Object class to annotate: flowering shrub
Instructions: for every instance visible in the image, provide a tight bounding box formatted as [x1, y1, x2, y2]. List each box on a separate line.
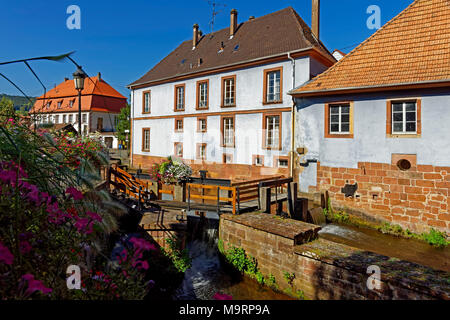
[49, 131, 108, 170]
[150, 156, 192, 185]
[0, 117, 154, 300]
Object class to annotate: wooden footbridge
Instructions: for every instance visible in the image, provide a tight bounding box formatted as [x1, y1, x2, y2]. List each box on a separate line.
[106, 164, 304, 217]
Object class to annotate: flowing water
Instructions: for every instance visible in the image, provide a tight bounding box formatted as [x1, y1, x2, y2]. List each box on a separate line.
[319, 223, 450, 272]
[173, 213, 293, 300]
[172, 209, 449, 300]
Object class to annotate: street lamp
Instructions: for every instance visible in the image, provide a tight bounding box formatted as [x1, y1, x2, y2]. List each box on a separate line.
[73, 66, 86, 134]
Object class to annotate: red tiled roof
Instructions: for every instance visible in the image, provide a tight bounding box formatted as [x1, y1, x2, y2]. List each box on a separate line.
[129, 7, 336, 88]
[31, 76, 127, 114]
[291, 0, 450, 96]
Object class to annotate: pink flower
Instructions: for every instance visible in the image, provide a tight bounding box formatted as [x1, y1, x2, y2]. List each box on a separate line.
[0, 242, 14, 265]
[66, 187, 83, 200]
[21, 274, 52, 296]
[129, 237, 157, 252]
[19, 241, 32, 254]
[86, 211, 102, 222]
[213, 292, 233, 300]
[74, 218, 94, 234]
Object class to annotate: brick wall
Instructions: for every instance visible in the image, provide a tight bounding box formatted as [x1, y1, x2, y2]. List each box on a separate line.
[219, 213, 449, 300]
[310, 160, 450, 234]
[132, 154, 289, 181]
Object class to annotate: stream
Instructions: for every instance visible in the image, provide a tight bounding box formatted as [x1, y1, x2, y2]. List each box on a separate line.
[173, 213, 293, 300]
[171, 209, 449, 300]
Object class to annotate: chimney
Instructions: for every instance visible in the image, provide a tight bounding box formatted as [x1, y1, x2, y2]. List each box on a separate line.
[312, 0, 320, 39]
[193, 24, 199, 49]
[230, 9, 238, 38]
[97, 72, 101, 80]
[249, 16, 255, 21]
[64, 77, 69, 82]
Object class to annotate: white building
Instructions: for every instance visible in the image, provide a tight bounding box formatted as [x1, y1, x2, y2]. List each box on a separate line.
[31, 73, 128, 149]
[128, 6, 335, 180]
[289, 0, 450, 233]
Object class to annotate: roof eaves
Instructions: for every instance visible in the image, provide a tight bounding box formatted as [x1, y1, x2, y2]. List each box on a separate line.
[127, 47, 317, 89]
[289, 79, 450, 97]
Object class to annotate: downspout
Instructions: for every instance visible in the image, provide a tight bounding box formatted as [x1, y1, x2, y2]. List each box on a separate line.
[288, 52, 295, 178]
[130, 90, 134, 168]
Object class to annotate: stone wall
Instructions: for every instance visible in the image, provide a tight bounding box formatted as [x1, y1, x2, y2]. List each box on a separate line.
[219, 213, 450, 300]
[310, 160, 450, 234]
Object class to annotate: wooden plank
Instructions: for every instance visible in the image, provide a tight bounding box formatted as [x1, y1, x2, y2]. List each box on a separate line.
[231, 176, 283, 187]
[159, 189, 174, 195]
[187, 183, 235, 191]
[259, 178, 293, 188]
[239, 195, 259, 202]
[190, 194, 232, 202]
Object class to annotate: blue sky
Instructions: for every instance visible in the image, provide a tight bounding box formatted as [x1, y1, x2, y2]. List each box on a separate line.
[0, 0, 414, 99]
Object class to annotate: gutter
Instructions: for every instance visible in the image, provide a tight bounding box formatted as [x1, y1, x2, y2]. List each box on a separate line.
[288, 79, 450, 97]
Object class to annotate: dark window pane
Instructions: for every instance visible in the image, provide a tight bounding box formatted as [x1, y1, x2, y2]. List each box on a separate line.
[330, 115, 340, 123]
[341, 114, 350, 123]
[341, 123, 350, 132]
[330, 106, 339, 114]
[341, 106, 350, 114]
[406, 112, 416, 121]
[393, 112, 403, 121]
[406, 122, 416, 132]
[330, 124, 339, 132]
[405, 103, 416, 111]
[392, 103, 403, 112]
[393, 123, 403, 132]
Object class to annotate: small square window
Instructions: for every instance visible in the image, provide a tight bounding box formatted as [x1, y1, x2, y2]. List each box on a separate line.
[175, 119, 183, 132]
[391, 101, 418, 134]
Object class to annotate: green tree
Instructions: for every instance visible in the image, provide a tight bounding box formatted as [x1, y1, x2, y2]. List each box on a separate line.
[116, 103, 130, 148]
[0, 96, 15, 120]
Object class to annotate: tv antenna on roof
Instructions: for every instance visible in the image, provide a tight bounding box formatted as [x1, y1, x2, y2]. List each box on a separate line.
[205, 0, 226, 35]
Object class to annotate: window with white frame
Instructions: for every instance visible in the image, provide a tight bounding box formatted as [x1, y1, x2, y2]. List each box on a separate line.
[142, 128, 150, 152]
[197, 144, 207, 160]
[82, 113, 87, 124]
[222, 117, 234, 147]
[54, 115, 59, 124]
[266, 70, 281, 103]
[143, 91, 151, 113]
[198, 118, 207, 132]
[198, 81, 208, 109]
[392, 101, 417, 134]
[175, 86, 185, 110]
[265, 115, 280, 148]
[68, 114, 73, 123]
[63, 115, 67, 123]
[329, 104, 351, 134]
[175, 143, 183, 157]
[223, 77, 235, 107]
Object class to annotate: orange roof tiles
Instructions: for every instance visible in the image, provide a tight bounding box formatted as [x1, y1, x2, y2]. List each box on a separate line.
[31, 76, 127, 114]
[291, 0, 450, 96]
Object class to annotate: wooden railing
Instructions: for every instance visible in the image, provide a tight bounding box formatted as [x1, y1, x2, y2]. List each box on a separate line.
[108, 164, 155, 205]
[186, 183, 237, 214]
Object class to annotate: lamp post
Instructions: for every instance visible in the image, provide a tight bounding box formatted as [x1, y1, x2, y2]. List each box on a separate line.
[73, 66, 86, 135]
